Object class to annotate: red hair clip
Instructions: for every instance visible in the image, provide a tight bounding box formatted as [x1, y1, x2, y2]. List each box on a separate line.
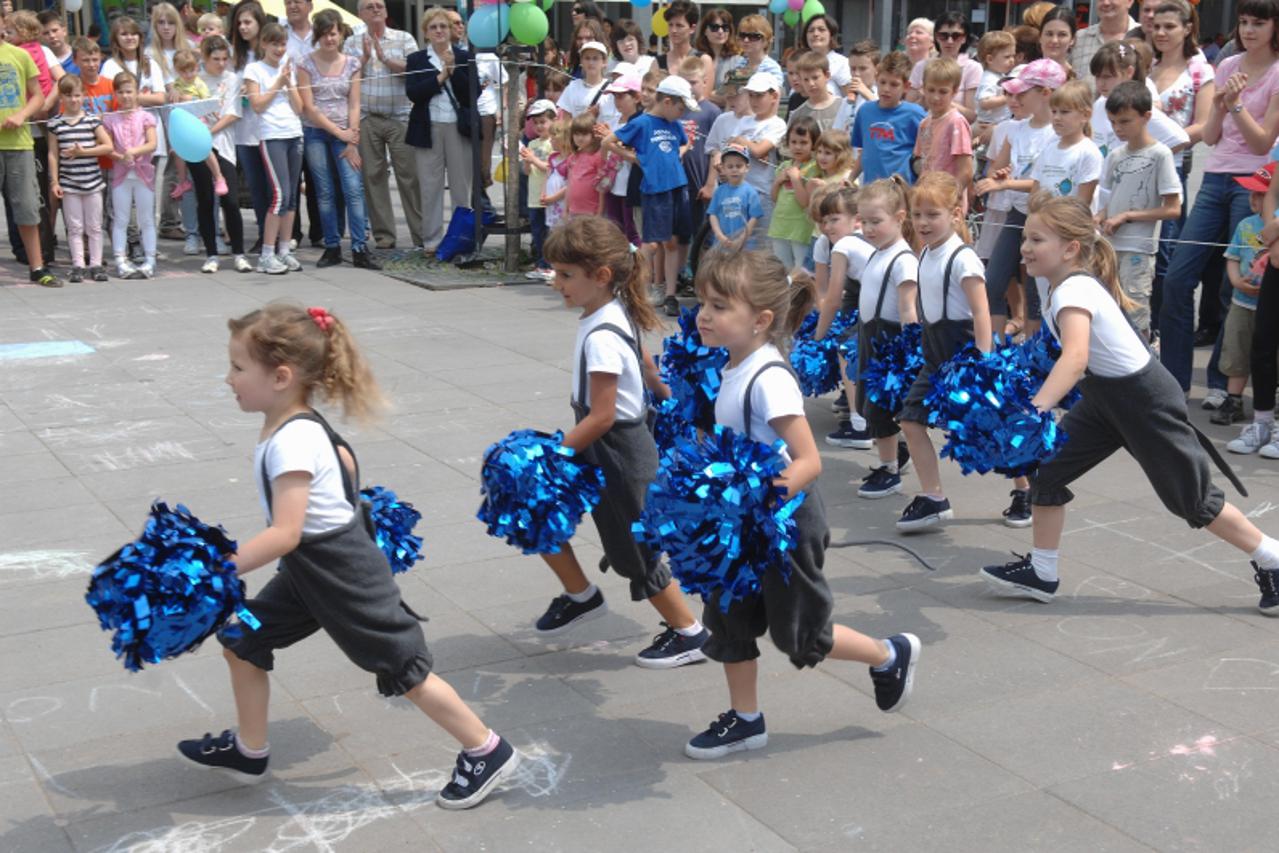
[307, 306, 334, 333]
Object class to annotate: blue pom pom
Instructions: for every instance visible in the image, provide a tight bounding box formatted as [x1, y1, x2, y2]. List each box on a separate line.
[838, 310, 859, 374]
[651, 396, 697, 454]
[789, 310, 857, 397]
[660, 305, 728, 428]
[85, 501, 252, 672]
[477, 429, 605, 555]
[1003, 327, 1082, 410]
[863, 323, 925, 413]
[360, 486, 424, 575]
[633, 425, 805, 612]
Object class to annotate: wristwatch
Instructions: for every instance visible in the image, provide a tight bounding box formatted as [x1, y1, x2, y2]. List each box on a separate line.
[1232, 103, 1245, 114]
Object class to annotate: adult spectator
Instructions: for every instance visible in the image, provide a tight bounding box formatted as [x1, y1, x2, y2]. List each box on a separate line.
[405, 7, 473, 254]
[903, 17, 934, 68]
[345, 0, 421, 249]
[721, 14, 783, 89]
[1039, 7, 1078, 77]
[908, 12, 981, 120]
[1070, 0, 1140, 86]
[612, 19, 655, 76]
[799, 14, 851, 98]
[1129, 0, 1161, 42]
[696, 7, 740, 90]
[1021, 1, 1058, 32]
[446, 9, 464, 47]
[567, 18, 607, 77]
[657, 0, 713, 81]
[571, 1, 604, 28]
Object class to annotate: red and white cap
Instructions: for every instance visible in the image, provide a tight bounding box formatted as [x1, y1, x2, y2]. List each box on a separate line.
[1236, 162, 1276, 192]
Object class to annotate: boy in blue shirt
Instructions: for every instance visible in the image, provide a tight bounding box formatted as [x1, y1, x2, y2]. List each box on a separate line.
[849, 51, 925, 185]
[605, 75, 697, 317]
[706, 143, 762, 250]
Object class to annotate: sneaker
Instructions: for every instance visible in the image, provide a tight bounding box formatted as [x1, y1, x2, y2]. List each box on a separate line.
[635, 623, 709, 669]
[857, 465, 902, 499]
[436, 736, 519, 810]
[213, 176, 229, 196]
[1261, 439, 1279, 460]
[980, 553, 1058, 603]
[176, 729, 268, 783]
[826, 420, 873, 449]
[281, 254, 303, 272]
[1255, 563, 1279, 616]
[896, 495, 953, 532]
[316, 246, 343, 268]
[832, 392, 850, 414]
[257, 255, 288, 275]
[534, 589, 607, 634]
[1228, 422, 1271, 454]
[234, 255, 253, 273]
[68, 266, 84, 283]
[869, 633, 921, 712]
[352, 249, 382, 270]
[183, 234, 202, 255]
[1002, 489, 1033, 528]
[288, 238, 298, 252]
[684, 710, 767, 760]
[201, 257, 219, 274]
[116, 258, 138, 279]
[138, 262, 155, 279]
[169, 179, 193, 200]
[1202, 388, 1228, 410]
[91, 266, 109, 282]
[663, 295, 680, 317]
[1210, 396, 1247, 425]
[525, 269, 548, 280]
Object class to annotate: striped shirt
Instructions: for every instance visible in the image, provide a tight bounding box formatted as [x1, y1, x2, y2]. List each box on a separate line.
[47, 115, 105, 193]
[343, 27, 416, 119]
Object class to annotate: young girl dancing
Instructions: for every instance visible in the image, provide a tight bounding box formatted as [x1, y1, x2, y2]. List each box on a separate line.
[538, 215, 710, 668]
[179, 303, 519, 809]
[103, 72, 158, 279]
[685, 249, 920, 759]
[47, 75, 113, 282]
[981, 195, 1279, 613]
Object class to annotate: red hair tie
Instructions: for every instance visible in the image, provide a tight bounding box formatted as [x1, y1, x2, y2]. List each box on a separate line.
[307, 306, 334, 333]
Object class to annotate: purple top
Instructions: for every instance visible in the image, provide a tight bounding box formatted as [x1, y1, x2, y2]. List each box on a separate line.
[298, 51, 359, 130]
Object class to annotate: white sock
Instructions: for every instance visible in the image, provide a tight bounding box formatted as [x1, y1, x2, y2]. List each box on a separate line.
[235, 734, 269, 758]
[1251, 535, 1279, 570]
[260, 245, 275, 259]
[277, 241, 290, 257]
[871, 638, 897, 671]
[1031, 548, 1059, 582]
[566, 583, 598, 603]
[882, 460, 898, 474]
[850, 413, 867, 431]
[674, 620, 704, 637]
[735, 709, 761, 722]
[1257, 412, 1275, 426]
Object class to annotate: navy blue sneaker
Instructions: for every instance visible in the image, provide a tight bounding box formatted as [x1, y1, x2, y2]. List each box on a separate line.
[869, 633, 921, 712]
[858, 465, 902, 499]
[684, 710, 767, 760]
[1002, 489, 1033, 528]
[635, 622, 709, 669]
[896, 495, 953, 532]
[826, 420, 873, 449]
[535, 589, 607, 634]
[437, 736, 520, 810]
[1254, 563, 1279, 616]
[980, 553, 1058, 602]
[176, 729, 268, 783]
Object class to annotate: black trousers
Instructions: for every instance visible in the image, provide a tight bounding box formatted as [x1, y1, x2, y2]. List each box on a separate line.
[190, 153, 245, 257]
[1251, 261, 1279, 413]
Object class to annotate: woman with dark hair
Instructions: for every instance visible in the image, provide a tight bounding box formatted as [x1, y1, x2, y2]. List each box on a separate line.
[908, 11, 981, 120]
[570, 0, 604, 26]
[800, 13, 851, 98]
[612, 18, 655, 76]
[1039, 7, 1078, 76]
[566, 17, 607, 78]
[696, 7, 741, 90]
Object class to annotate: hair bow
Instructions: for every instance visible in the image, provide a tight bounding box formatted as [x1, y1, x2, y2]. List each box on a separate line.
[307, 306, 334, 333]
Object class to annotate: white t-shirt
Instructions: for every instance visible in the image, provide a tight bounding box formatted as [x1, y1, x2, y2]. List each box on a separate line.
[705, 110, 744, 155]
[1046, 273, 1150, 378]
[812, 233, 831, 266]
[1100, 140, 1182, 255]
[558, 77, 607, 118]
[976, 69, 1011, 125]
[831, 89, 874, 133]
[823, 51, 852, 98]
[196, 69, 243, 164]
[732, 114, 787, 195]
[1030, 137, 1103, 200]
[254, 419, 356, 535]
[1090, 97, 1189, 162]
[571, 299, 646, 420]
[101, 56, 169, 157]
[856, 239, 918, 324]
[832, 233, 874, 282]
[1007, 119, 1057, 214]
[715, 343, 805, 461]
[231, 69, 260, 146]
[918, 234, 985, 323]
[475, 52, 507, 118]
[243, 59, 302, 139]
[985, 119, 1018, 212]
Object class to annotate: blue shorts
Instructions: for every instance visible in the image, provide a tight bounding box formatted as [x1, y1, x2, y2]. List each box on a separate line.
[641, 187, 691, 245]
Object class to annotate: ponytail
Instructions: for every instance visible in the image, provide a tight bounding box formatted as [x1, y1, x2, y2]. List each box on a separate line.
[889, 173, 916, 250]
[1091, 238, 1134, 313]
[784, 269, 817, 336]
[1028, 193, 1135, 314]
[320, 315, 385, 425]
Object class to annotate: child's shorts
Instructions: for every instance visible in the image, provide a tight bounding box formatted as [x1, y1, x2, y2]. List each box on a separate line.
[1219, 301, 1273, 378]
[1116, 251, 1156, 334]
[0, 150, 40, 226]
[641, 186, 692, 244]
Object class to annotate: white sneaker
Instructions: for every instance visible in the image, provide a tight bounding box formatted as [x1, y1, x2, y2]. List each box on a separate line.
[1261, 438, 1279, 459]
[234, 255, 252, 273]
[281, 254, 303, 272]
[288, 238, 298, 251]
[257, 255, 288, 275]
[139, 261, 155, 279]
[1202, 388, 1228, 410]
[201, 257, 219, 274]
[1228, 421, 1271, 454]
[116, 258, 138, 278]
[183, 234, 202, 255]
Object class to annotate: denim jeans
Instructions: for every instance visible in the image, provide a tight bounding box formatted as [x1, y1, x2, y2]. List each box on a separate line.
[1157, 172, 1254, 392]
[303, 126, 368, 252]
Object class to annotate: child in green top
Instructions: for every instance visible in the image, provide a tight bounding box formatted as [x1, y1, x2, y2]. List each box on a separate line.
[768, 116, 819, 270]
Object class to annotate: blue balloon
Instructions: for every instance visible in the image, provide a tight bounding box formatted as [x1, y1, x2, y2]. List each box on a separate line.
[467, 4, 510, 49]
[632, 0, 653, 8]
[768, 0, 788, 13]
[169, 108, 213, 163]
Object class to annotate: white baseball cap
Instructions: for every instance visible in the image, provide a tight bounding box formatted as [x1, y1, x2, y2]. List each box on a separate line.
[655, 75, 699, 110]
[579, 40, 609, 58]
[527, 99, 557, 118]
[743, 71, 781, 93]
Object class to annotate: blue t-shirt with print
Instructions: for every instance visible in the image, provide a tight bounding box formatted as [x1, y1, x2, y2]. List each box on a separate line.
[1226, 213, 1266, 309]
[850, 100, 926, 184]
[613, 112, 688, 195]
[707, 180, 763, 241]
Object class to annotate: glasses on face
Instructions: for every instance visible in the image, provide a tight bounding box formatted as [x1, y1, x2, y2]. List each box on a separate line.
[572, 7, 585, 13]
[740, 31, 764, 41]
[937, 31, 965, 41]
[706, 22, 729, 32]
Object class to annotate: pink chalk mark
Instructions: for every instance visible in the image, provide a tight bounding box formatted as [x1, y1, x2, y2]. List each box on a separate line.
[1170, 735, 1219, 757]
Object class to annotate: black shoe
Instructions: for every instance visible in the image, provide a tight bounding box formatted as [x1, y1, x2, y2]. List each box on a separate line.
[29, 267, 62, 288]
[1002, 489, 1033, 528]
[534, 589, 607, 634]
[128, 242, 145, 264]
[980, 552, 1058, 602]
[663, 295, 680, 317]
[1193, 327, 1219, 348]
[635, 622, 709, 669]
[352, 249, 383, 270]
[437, 736, 519, 810]
[896, 495, 953, 532]
[897, 439, 911, 475]
[315, 246, 343, 268]
[684, 710, 767, 760]
[1210, 396, 1247, 425]
[857, 465, 902, 499]
[68, 266, 84, 283]
[832, 393, 850, 414]
[91, 266, 109, 282]
[1255, 563, 1279, 616]
[869, 633, 921, 712]
[826, 420, 873, 449]
[176, 729, 268, 783]
[310, 237, 325, 248]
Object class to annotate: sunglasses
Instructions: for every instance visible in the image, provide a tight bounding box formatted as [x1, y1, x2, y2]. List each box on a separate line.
[740, 31, 764, 41]
[572, 6, 585, 13]
[706, 22, 729, 32]
[937, 31, 966, 41]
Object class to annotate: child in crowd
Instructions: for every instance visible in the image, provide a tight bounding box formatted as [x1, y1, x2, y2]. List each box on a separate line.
[47, 74, 112, 282]
[1096, 81, 1182, 342]
[601, 75, 642, 247]
[197, 12, 225, 39]
[913, 58, 974, 203]
[193, 34, 250, 274]
[638, 66, 669, 289]
[1089, 41, 1189, 162]
[565, 112, 610, 217]
[542, 70, 569, 105]
[783, 48, 804, 115]
[678, 56, 720, 280]
[788, 51, 840, 131]
[729, 72, 787, 236]
[686, 248, 920, 760]
[832, 40, 879, 133]
[72, 37, 113, 115]
[558, 39, 610, 119]
[519, 99, 558, 280]
[540, 119, 570, 229]
[707, 142, 762, 249]
[38, 10, 75, 74]
[1218, 165, 1274, 432]
[768, 116, 819, 269]
[1030, 80, 1103, 206]
[810, 129, 854, 190]
[10, 10, 62, 262]
[850, 52, 925, 186]
[701, 82, 749, 203]
[974, 30, 1016, 148]
[169, 48, 229, 201]
[103, 71, 158, 279]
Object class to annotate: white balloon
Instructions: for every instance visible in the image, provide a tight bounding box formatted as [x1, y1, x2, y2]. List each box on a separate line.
[64, 0, 83, 12]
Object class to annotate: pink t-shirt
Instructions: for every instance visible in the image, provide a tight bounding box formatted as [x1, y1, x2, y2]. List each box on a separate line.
[103, 109, 158, 188]
[1207, 54, 1279, 175]
[565, 149, 607, 217]
[914, 108, 972, 198]
[910, 54, 982, 97]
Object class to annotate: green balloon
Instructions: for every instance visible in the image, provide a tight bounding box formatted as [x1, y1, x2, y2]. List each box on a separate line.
[511, 2, 548, 45]
[541, 0, 554, 11]
[800, 0, 824, 23]
[783, 8, 799, 26]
